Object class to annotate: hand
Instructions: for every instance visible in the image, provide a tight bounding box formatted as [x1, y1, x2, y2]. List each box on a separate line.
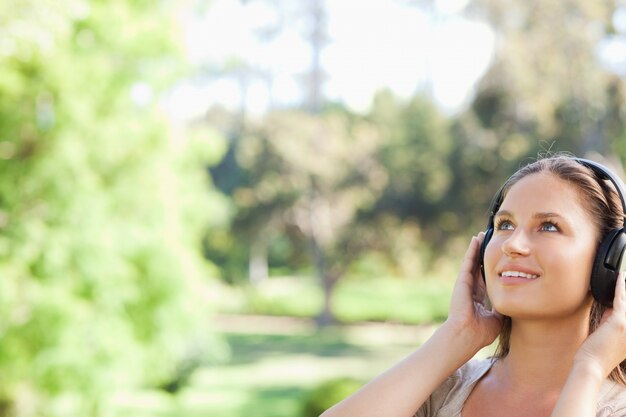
[573, 271, 626, 379]
[445, 232, 504, 349]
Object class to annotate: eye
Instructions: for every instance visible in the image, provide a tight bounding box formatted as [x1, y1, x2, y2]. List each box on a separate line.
[539, 221, 559, 232]
[495, 218, 514, 231]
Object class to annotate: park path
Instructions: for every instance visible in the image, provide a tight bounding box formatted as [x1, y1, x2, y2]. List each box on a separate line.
[211, 313, 440, 343]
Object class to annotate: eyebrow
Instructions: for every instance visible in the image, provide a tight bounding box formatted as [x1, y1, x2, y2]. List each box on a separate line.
[495, 210, 566, 221]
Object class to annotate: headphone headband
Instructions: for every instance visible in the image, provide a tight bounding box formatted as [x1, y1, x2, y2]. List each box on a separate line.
[576, 158, 626, 223]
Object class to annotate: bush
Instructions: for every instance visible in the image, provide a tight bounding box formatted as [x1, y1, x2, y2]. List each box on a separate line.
[300, 378, 363, 417]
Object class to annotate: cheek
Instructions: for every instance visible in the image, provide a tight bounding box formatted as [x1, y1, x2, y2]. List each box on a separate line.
[548, 242, 595, 286]
[532, 240, 596, 309]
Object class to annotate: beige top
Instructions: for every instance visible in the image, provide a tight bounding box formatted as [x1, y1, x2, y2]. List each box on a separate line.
[414, 359, 626, 417]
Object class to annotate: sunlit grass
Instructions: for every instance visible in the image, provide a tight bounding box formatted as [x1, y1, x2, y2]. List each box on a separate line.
[334, 277, 453, 324]
[181, 330, 418, 417]
[126, 275, 457, 417]
[211, 274, 454, 324]
[111, 324, 431, 417]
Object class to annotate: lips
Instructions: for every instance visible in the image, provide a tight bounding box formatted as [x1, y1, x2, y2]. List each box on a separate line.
[496, 264, 542, 282]
[500, 270, 539, 279]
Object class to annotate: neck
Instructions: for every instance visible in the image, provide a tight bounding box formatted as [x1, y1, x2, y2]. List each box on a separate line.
[495, 311, 591, 391]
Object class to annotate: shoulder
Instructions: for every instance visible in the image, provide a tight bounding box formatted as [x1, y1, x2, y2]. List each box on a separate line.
[442, 358, 493, 404]
[597, 380, 626, 417]
[455, 358, 493, 383]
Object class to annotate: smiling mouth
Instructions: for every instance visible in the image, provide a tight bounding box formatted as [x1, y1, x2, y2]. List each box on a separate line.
[499, 271, 540, 280]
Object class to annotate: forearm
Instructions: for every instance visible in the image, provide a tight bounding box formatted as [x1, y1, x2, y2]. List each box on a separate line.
[551, 361, 605, 417]
[321, 321, 484, 417]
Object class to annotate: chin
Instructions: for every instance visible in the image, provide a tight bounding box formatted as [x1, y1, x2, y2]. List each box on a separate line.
[492, 297, 593, 321]
[488, 293, 545, 318]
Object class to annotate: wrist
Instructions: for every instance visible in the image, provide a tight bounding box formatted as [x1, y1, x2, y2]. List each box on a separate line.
[439, 320, 488, 354]
[415, 322, 484, 381]
[552, 358, 605, 416]
[570, 357, 607, 385]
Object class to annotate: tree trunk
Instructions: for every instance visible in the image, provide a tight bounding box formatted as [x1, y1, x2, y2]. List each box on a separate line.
[317, 270, 337, 327]
[249, 238, 268, 286]
[309, 235, 336, 326]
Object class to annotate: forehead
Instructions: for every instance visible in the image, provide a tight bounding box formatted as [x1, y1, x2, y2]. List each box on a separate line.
[500, 172, 592, 221]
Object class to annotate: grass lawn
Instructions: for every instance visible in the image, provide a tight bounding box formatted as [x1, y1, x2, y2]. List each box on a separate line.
[112, 318, 439, 417]
[213, 275, 455, 324]
[188, 321, 438, 417]
[112, 275, 459, 416]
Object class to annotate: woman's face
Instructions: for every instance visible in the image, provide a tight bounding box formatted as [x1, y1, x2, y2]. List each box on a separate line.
[484, 171, 599, 320]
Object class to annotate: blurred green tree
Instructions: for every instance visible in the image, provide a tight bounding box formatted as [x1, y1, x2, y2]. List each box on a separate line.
[0, 0, 226, 415]
[368, 91, 455, 248]
[234, 110, 388, 324]
[204, 96, 457, 319]
[469, 0, 626, 157]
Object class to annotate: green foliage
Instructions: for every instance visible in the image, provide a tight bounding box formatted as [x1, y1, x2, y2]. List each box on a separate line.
[371, 91, 453, 208]
[206, 108, 392, 322]
[472, 0, 625, 156]
[300, 378, 363, 417]
[0, 0, 227, 415]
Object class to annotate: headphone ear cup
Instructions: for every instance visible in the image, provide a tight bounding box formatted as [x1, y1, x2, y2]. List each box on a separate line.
[480, 227, 494, 282]
[591, 228, 626, 307]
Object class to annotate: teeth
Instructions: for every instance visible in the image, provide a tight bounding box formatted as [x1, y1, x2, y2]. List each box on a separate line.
[501, 271, 539, 279]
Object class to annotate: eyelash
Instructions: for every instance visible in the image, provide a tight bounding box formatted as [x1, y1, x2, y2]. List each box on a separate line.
[494, 218, 560, 232]
[494, 218, 513, 231]
[540, 221, 560, 232]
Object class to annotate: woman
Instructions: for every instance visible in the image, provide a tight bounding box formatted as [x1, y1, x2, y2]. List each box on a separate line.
[321, 155, 626, 417]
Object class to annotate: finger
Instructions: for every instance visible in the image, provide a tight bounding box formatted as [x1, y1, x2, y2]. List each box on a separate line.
[459, 235, 480, 276]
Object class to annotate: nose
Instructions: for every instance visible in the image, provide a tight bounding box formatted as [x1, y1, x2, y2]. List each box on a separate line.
[501, 229, 531, 257]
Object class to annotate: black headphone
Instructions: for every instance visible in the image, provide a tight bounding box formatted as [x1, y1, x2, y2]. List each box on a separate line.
[479, 158, 626, 307]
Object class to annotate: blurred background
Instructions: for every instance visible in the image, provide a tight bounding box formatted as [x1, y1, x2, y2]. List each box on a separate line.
[2, 0, 626, 416]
